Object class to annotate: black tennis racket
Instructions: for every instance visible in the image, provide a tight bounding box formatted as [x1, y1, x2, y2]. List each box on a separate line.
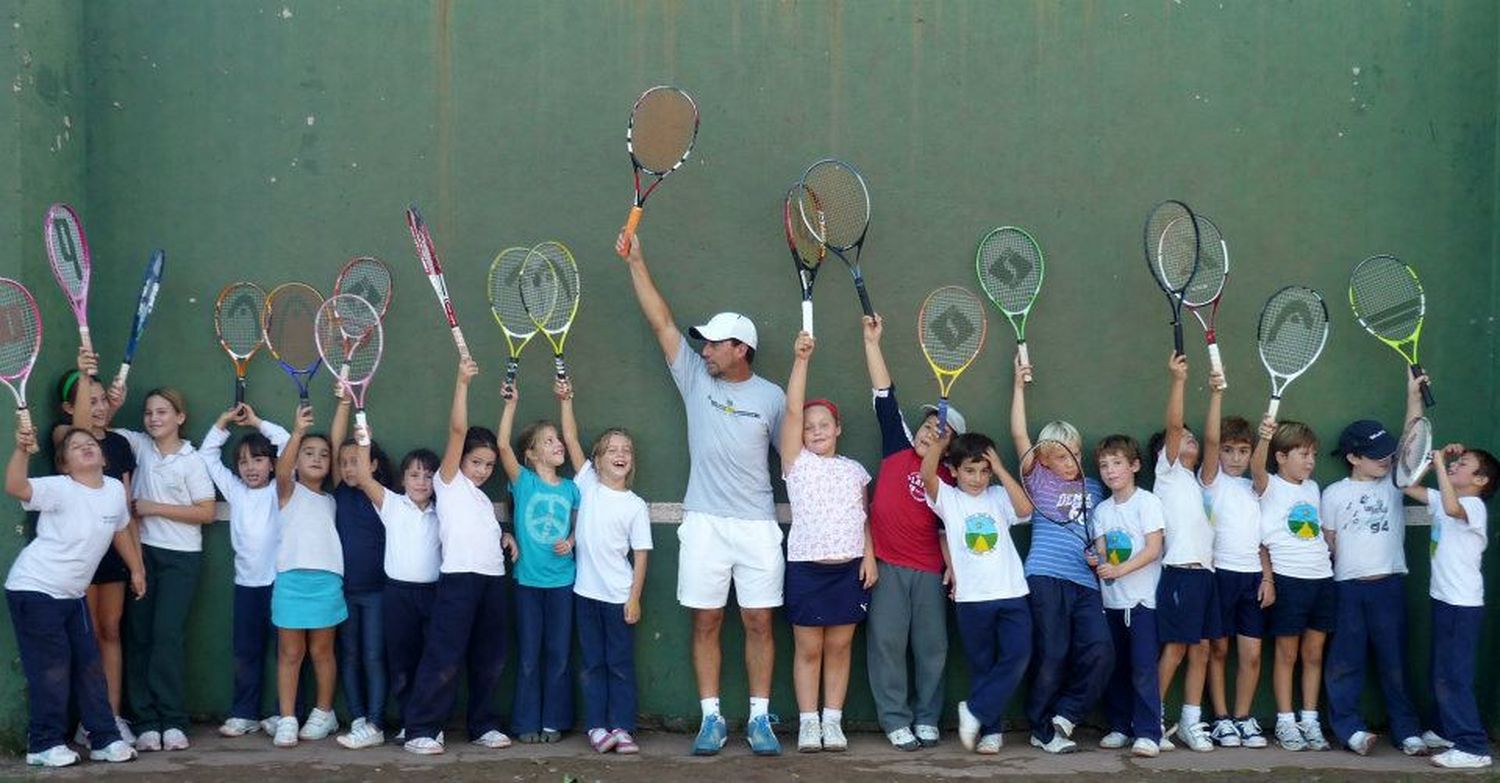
[799, 158, 873, 317]
[784, 183, 825, 335]
[1143, 200, 1201, 355]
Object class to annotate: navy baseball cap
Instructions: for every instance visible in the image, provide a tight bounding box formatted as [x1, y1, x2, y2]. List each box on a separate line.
[1333, 420, 1396, 459]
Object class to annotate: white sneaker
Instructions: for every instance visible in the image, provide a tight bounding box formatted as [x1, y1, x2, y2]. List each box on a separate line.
[1131, 737, 1160, 757]
[1422, 730, 1455, 750]
[1176, 721, 1214, 752]
[797, 719, 822, 752]
[405, 736, 445, 754]
[956, 702, 981, 751]
[394, 728, 406, 743]
[1432, 748, 1493, 768]
[1030, 733, 1078, 754]
[299, 708, 338, 740]
[975, 733, 1002, 754]
[914, 723, 940, 747]
[1347, 730, 1376, 756]
[821, 720, 848, 752]
[1210, 717, 1241, 747]
[1401, 735, 1429, 756]
[1235, 717, 1269, 748]
[887, 726, 919, 751]
[473, 729, 511, 748]
[1275, 720, 1306, 751]
[26, 744, 79, 767]
[219, 717, 260, 737]
[134, 730, 162, 752]
[1157, 728, 1176, 752]
[1052, 714, 1076, 739]
[162, 728, 190, 751]
[260, 716, 281, 736]
[89, 739, 138, 763]
[1099, 731, 1130, 749]
[115, 716, 137, 746]
[1298, 719, 1330, 751]
[337, 718, 385, 749]
[273, 717, 299, 747]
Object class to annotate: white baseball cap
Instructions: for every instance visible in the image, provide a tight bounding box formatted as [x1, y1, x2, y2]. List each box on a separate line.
[919, 403, 967, 435]
[688, 312, 759, 350]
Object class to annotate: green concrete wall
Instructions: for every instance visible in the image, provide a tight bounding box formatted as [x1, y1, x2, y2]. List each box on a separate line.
[1, 0, 1497, 750]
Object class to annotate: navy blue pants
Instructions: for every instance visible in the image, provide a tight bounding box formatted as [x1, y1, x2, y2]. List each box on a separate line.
[384, 579, 436, 728]
[1430, 599, 1486, 755]
[403, 572, 510, 740]
[7, 590, 122, 752]
[229, 584, 274, 720]
[1104, 605, 1161, 741]
[1025, 576, 1113, 743]
[576, 594, 637, 731]
[513, 585, 574, 734]
[1324, 576, 1420, 746]
[954, 597, 1032, 735]
[338, 588, 387, 727]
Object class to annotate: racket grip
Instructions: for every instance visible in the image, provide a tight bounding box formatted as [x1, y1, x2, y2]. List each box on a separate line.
[1265, 397, 1282, 420]
[619, 207, 644, 256]
[503, 358, 518, 399]
[1017, 342, 1032, 383]
[855, 279, 874, 317]
[78, 325, 93, 357]
[937, 398, 949, 436]
[554, 354, 568, 382]
[235, 377, 246, 406]
[354, 410, 370, 446]
[1207, 342, 1226, 389]
[801, 300, 813, 336]
[115, 363, 131, 388]
[1172, 321, 1184, 356]
[451, 326, 471, 364]
[1411, 364, 1435, 408]
[17, 407, 36, 454]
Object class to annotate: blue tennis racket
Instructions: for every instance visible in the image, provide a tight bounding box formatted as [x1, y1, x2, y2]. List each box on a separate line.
[113, 249, 165, 388]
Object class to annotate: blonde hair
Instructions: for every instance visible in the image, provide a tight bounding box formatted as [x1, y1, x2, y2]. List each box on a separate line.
[143, 387, 188, 437]
[1038, 420, 1082, 452]
[591, 428, 637, 488]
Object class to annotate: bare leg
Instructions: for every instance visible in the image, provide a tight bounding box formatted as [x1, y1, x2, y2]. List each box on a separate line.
[1208, 637, 1231, 716]
[742, 607, 775, 699]
[692, 608, 724, 699]
[1184, 640, 1210, 709]
[793, 626, 824, 713]
[309, 627, 338, 710]
[1158, 640, 1187, 700]
[1273, 636, 1299, 714]
[1298, 630, 1327, 712]
[278, 629, 307, 718]
[820, 625, 857, 710]
[88, 582, 127, 715]
[1233, 636, 1263, 717]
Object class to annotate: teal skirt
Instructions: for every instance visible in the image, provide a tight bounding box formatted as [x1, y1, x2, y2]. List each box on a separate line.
[272, 569, 348, 629]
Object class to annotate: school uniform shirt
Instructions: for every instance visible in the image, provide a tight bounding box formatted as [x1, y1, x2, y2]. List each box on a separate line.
[376, 491, 441, 584]
[573, 461, 653, 604]
[1427, 489, 1488, 607]
[199, 422, 289, 587]
[5, 475, 129, 599]
[1322, 477, 1407, 581]
[1155, 448, 1213, 569]
[510, 466, 580, 588]
[785, 449, 871, 562]
[432, 469, 505, 576]
[1259, 474, 1331, 579]
[668, 333, 786, 522]
[334, 483, 387, 592]
[1023, 464, 1106, 589]
[1094, 488, 1166, 610]
[114, 429, 216, 552]
[869, 388, 947, 574]
[927, 481, 1029, 603]
[1203, 472, 1261, 573]
[276, 482, 342, 575]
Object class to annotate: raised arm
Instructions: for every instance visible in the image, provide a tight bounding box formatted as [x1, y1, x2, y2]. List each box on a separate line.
[496, 381, 522, 482]
[329, 395, 351, 486]
[277, 405, 313, 506]
[1432, 445, 1469, 520]
[986, 446, 1034, 518]
[920, 429, 951, 501]
[1010, 354, 1036, 469]
[1251, 415, 1275, 496]
[352, 440, 387, 509]
[1164, 352, 1188, 464]
[1404, 368, 1427, 427]
[780, 332, 814, 471]
[615, 231, 682, 363]
[862, 314, 891, 390]
[1200, 369, 1226, 485]
[5, 424, 35, 501]
[440, 359, 478, 483]
[557, 379, 586, 473]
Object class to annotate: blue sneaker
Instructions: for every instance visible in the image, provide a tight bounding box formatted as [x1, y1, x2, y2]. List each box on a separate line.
[691, 714, 728, 756]
[746, 714, 782, 756]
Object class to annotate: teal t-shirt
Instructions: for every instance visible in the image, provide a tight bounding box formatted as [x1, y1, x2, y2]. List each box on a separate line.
[511, 466, 581, 588]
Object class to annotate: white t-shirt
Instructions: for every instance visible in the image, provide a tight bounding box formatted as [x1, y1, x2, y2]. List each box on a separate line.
[433, 469, 505, 576]
[276, 482, 341, 574]
[1203, 472, 1262, 573]
[5, 475, 129, 599]
[115, 429, 216, 553]
[1322, 477, 1408, 581]
[785, 449, 871, 562]
[573, 461, 653, 604]
[378, 491, 441, 584]
[1427, 489, 1488, 607]
[1259, 474, 1330, 579]
[199, 421, 290, 587]
[927, 481, 1028, 603]
[1095, 488, 1166, 610]
[1155, 448, 1213, 568]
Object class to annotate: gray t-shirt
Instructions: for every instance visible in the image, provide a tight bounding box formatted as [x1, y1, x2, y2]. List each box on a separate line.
[669, 334, 786, 520]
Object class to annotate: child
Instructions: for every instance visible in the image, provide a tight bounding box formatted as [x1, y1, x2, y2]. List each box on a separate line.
[1009, 354, 1110, 754]
[560, 382, 651, 755]
[5, 423, 141, 766]
[1322, 371, 1427, 756]
[1199, 375, 1273, 749]
[921, 428, 1033, 756]
[112, 385, 217, 752]
[402, 359, 517, 754]
[1150, 354, 1218, 752]
[269, 405, 344, 747]
[780, 332, 876, 753]
[1092, 434, 1167, 758]
[1251, 417, 1331, 752]
[499, 378, 581, 744]
[197, 403, 290, 737]
[329, 398, 391, 749]
[1403, 442, 1496, 769]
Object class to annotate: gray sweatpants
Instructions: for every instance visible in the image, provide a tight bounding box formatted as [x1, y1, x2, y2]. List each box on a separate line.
[866, 561, 949, 732]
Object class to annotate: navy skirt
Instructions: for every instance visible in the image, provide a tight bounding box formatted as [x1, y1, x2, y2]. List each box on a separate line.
[785, 559, 870, 627]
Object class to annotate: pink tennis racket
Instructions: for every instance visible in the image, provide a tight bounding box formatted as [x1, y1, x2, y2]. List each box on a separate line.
[315, 294, 383, 446]
[0, 279, 43, 453]
[44, 203, 93, 355]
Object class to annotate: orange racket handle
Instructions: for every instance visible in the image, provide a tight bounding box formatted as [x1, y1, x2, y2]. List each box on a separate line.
[618, 207, 644, 257]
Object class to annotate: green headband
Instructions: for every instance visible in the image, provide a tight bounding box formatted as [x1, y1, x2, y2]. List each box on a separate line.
[60, 370, 81, 404]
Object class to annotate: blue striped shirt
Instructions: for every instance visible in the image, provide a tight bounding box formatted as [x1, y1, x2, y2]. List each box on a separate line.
[1023, 465, 1105, 589]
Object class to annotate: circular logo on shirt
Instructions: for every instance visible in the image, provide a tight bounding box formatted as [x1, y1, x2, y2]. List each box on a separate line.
[907, 471, 927, 503]
[1286, 501, 1321, 540]
[523, 493, 571, 544]
[963, 513, 999, 555]
[1104, 529, 1133, 566]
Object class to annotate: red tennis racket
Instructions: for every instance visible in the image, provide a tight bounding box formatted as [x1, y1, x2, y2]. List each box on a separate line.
[405, 204, 471, 363]
[44, 203, 94, 355]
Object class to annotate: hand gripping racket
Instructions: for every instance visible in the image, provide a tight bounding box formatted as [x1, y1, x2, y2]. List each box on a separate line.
[115, 249, 165, 387]
[618, 85, 700, 253]
[405, 204, 472, 362]
[784, 183, 825, 335]
[214, 282, 266, 405]
[1183, 215, 1230, 386]
[43, 203, 94, 355]
[315, 294, 383, 447]
[1256, 285, 1330, 419]
[1349, 254, 1433, 407]
[1393, 416, 1433, 488]
[1143, 200, 1201, 355]
[799, 158, 874, 316]
[263, 283, 324, 405]
[521, 241, 581, 382]
[917, 286, 986, 436]
[488, 245, 543, 394]
[0, 279, 43, 452]
[975, 226, 1043, 381]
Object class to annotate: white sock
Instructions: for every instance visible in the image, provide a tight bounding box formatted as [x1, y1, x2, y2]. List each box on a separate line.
[1299, 710, 1318, 724]
[749, 697, 769, 719]
[800, 711, 818, 725]
[1181, 704, 1201, 726]
[701, 697, 721, 718]
[822, 707, 842, 725]
[1277, 712, 1295, 725]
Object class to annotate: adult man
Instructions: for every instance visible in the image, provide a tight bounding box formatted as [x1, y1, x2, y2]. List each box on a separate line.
[616, 231, 787, 756]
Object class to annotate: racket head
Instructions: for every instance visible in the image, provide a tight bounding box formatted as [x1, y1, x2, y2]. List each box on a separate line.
[214, 282, 267, 360]
[1348, 254, 1424, 354]
[263, 283, 324, 374]
[798, 158, 871, 251]
[784, 184, 825, 269]
[1257, 285, 1331, 382]
[335, 256, 394, 319]
[1393, 416, 1433, 487]
[1182, 216, 1228, 308]
[627, 85, 700, 175]
[917, 286, 988, 387]
[0, 278, 43, 386]
[1020, 438, 1095, 544]
[1143, 200, 1200, 294]
[488, 246, 539, 336]
[529, 241, 580, 336]
[975, 226, 1045, 318]
[405, 204, 442, 275]
[43, 203, 92, 307]
[127, 250, 166, 354]
[315, 294, 384, 392]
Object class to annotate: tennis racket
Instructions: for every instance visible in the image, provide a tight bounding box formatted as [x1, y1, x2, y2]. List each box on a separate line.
[917, 286, 986, 435]
[1348, 254, 1433, 408]
[487, 245, 543, 394]
[1256, 285, 1330, 419]
[784, 183, 826, 335]
[521, 241, 581, 382]
[114, 249, 165, 388]
[405, 204, 472, 363]
[0, 279, 43, 452]
[1020, 439, 1093, 548]
[1183, 215, 1230, 386]
[43, 203, 94, 355]
[1143, 200, 1201, 355]
[315, 294, 383, 447]
[618, 85, 700, 253]
[1393, 415, 1433, 488]
[975, 226, 1043, 381]
[263, 283, 324, 405]
[335, 256, 394, 321]
[214, 282, 266, 405]
[799, 158, 874, 316]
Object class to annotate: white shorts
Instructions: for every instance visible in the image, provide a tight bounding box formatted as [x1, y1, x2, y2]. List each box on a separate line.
[676, 511, 785, 610]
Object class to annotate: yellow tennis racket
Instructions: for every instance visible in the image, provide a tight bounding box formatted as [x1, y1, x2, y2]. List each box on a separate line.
[1349, 254, 1433, 407]
[488, 246, 542, 394]
[918, 285, 987, 435]
[520, 241, 580, 382]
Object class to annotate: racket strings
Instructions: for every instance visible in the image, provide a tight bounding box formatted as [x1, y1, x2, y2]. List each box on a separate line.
[976, 229, 1043, 313]
[216, 284, 266, 356]
[531, 242, 579, 332]
[519, 248, 561, 327]
[489, 247, 537, 331]
[44, 207, 89, 295]
[1350, 257, 1423, 339]
[264, 285, 323, 368]
[336, 257, 394, 317]
[919, 286, 987, 371]
[1182, 217, 1228, 306]
[785, 187, 824, 266]
[800, 161, 870, 248]
[0, 283, 40, 378]
[316, 296, 382, 383]
[629, 88, 698, 173]
[1257, 287, 1329, 375]
[1395, 418, 1433, 484]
